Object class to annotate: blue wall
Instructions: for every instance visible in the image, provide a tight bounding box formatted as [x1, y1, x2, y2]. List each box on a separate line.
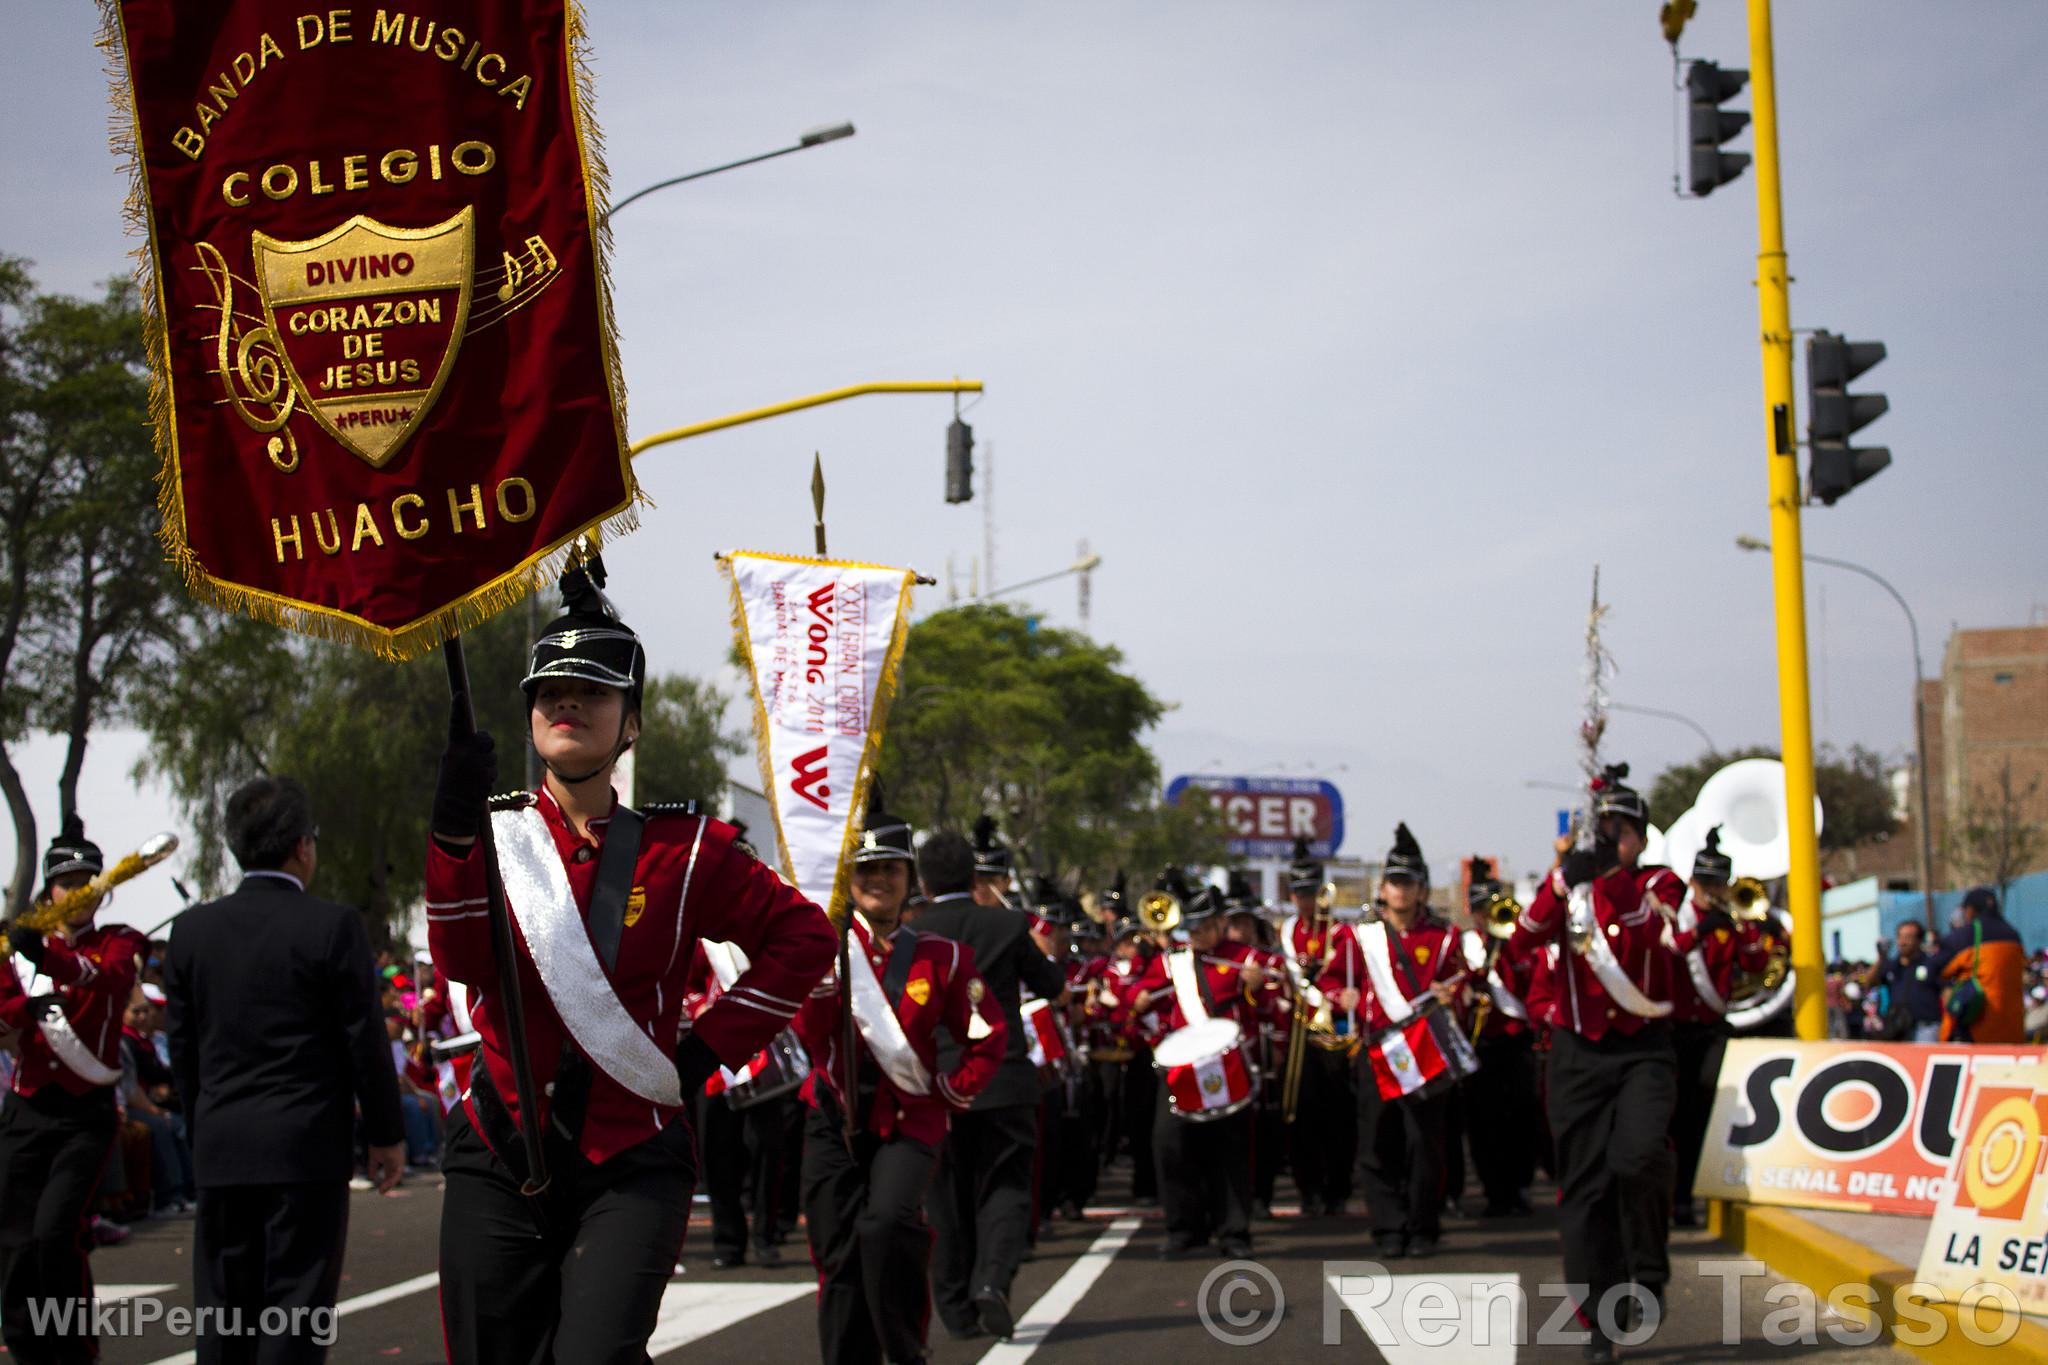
[1863, 867, 2048, 957]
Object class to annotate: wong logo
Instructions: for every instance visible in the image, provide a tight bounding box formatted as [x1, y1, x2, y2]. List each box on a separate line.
[791, 745, 830, 811]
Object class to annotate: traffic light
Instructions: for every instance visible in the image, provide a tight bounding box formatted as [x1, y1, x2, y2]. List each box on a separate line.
[945, 417, 974, 504]
[1687, 61, 1750, 197]
[1806, 331, 1891, 505]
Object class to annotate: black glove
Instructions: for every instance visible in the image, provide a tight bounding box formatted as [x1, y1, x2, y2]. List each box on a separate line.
[1559, 834, 1619, 889]
[9, 926, 46, 967]
[433, 698, 499, 840]
[674, 1033, 723, 1096]
[24, 993, 59, 1021]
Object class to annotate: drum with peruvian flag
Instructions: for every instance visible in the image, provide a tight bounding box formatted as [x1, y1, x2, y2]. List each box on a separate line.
[1153, 1017, 1259, 1121]
[1365, 1003, 1480, 1103]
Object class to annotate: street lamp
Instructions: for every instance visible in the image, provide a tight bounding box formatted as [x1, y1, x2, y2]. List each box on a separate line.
[1738, 534, 1936, 931]
[1610, 702, 1718, 753]
[605, 121, 856, 221]
[980, 552, 1103, 602]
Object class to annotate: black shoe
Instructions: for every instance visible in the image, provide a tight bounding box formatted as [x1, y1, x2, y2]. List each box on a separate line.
[1407, 1234, 1439, 1259]
[1159, 1238, 1198, 1260]
[1672, 1201, 1698, 1228]
[973, 1287, 1015, 1340]
[942, 1317, 985, 1342]
[1253, 1200, 1273, 1220]
[1584, 1338, 1617, 1365]
[1481, 1202, 1513, 1218]
[1619, 1284, 1665, 1336]
[711, 1251, 745, 1270]
[1219, 1238, 1253, 1259]
[1509, 1195, 1533, 1216]
[1374, 1234, 1407, 1260]
[751, 1242, 783, 1267]
[1061, 1199, 1084, 1220]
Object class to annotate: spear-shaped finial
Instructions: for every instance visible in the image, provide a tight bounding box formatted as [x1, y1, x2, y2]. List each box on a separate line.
[811, 452, 827, 556]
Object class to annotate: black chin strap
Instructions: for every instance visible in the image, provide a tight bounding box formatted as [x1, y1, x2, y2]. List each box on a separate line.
[539, 712, 635, 787]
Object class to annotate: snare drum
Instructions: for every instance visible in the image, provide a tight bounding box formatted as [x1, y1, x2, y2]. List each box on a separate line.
[711, 1028, 812, 1110]
[1152, 1017, 1258, 1121]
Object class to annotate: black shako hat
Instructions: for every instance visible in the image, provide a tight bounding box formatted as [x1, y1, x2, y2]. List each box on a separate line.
[1592, 763, 1649, 830]
[43, 814, 104, 883]
[1287, 837, 1324, 892]
[1098, 870, 1128, 919]
[1465, 855, 1498, 909]
[1226, 869, 1263, 914]
[1693, 826, 1734, 883]
[1384, 823, 1428, 882]
[852, 782, 916, 865]
[971, 814, 1012, 876]
[522, 555, 646, 708]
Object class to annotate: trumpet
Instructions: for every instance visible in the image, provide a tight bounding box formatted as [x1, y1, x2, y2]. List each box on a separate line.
[1729, 876, 1771, 920]
[1315, 881, 1337, 911]
[1, 832, 179, 959]
[1482, 889, 1522, 940]
[1136, 889, 1181, 934]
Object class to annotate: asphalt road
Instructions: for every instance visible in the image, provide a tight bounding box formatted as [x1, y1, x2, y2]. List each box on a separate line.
[75, 1158, 1908, 1365]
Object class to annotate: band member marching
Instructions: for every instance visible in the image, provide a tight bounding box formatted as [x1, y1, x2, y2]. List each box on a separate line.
[426, 565, 836, 1363]
[795, 798, 1006, 1365]
[1128, 871, 1265, 1259]
[1508, 764, 1677, 1364]
[1460, 857, 1542, 1218]
[1664, 828, 1765, 1227]
[1221, 872, 1288, 1218]
[0, 820, 152, 1365]
[1339, 824, 1465, 1258]
[1277, 838, 1359, 1216]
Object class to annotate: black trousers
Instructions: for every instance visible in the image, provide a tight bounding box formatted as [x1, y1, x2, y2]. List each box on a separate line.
[1356, 1080, 1450, 1240]
[1546, 1026, 1678, 1317]
[439, 1108, 694, 1365]
[1120, 1053, 1157, 1198]
[1467, 1033, 1541, 1210]
[1252, 1100, 1285, 1206]
[1288, 1046, 1357, 1208]
[929, 1102, 1036, 1324]
[193, 1182, 350, 1364]
[0, 1086, 116, 1365]
[1670, 1021, 1727, 1209]
[802, 1104, 938, 1365]
[1043, 1071, 1100, 1211]
[695, 1090, 787, 1257]
[1153, 1087, 1252, 1248]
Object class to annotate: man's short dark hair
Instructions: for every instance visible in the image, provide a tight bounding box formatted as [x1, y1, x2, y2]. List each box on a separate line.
[226, 777, 315, 871]
[918, 831, 975, 898]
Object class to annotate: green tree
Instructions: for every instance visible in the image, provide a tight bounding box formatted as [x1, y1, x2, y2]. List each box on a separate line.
[633, 674, 742, 807]
[0, 259, 186, 915]
[1945, 758, 2045, 900]
[1646, 743, 1901, 861]
[134, 605, 735, 944]
[876, 603, 1225, 886]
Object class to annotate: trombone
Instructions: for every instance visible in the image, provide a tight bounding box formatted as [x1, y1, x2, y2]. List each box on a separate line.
[1467, 888, 1522, 1042]
[1280, 881, 1341, 1123]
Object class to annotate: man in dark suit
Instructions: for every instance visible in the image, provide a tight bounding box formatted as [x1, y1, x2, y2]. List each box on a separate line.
[914, 828, 1068, 1341]
[165, 777, 405, 1364]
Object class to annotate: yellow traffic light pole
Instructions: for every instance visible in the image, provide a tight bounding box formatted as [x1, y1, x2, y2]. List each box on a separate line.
[1746, 0, 1826, 1040]
[629, 381, 983, 458]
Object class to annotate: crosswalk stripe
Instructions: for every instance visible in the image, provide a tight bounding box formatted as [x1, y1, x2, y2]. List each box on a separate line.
[141, 1270, 442, 1365]
[976, 1216, 1143, 1362]
[648, 1281, 815, 1356]
[96, 1283, 175, 1301]
[1325, 1269, 1524, 1364]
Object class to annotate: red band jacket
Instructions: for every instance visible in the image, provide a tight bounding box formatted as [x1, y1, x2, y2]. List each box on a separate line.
[794, 914, 1007, 1146]
[426, 789, 834, 1166]
[1336, 915, 1463, 1033]
[0, 922, 149, 1098]
[1509, 862, 1674, 1041]
[1669, 899, 1770, 1024]
[1125, 938, 1262, 1034]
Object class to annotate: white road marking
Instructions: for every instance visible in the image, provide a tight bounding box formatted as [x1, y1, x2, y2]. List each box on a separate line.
[649, 1281, 815, 1356]
[96, 1283, 175, 1301]
[1325, 1269, 1523, 1364]
[976, 1215, 1143, 1362]
[141, 1270, 442, 1365]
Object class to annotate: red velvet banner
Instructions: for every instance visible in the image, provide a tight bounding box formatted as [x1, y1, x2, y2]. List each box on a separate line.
[108, 1, 635, 658]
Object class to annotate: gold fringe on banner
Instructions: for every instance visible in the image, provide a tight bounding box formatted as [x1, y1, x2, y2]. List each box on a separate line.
[98, 0, 644, 663]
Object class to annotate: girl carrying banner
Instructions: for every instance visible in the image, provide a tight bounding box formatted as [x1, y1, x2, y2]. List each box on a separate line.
[426, 564, 834, 1364]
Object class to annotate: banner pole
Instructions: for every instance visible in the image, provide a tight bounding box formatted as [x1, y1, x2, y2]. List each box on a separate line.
[813, 456, 860, 1143]
[444, 634, 552, 1194]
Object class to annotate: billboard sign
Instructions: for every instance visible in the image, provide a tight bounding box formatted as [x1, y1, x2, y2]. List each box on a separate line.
[1165, 774, 1344, 859]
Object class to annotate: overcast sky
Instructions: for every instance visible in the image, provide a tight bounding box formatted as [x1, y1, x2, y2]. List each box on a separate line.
[6, 3, 2046, 929]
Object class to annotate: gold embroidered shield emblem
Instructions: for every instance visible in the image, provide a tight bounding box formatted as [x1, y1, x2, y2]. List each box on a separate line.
[1413, 944, 1431, 965]
[906, 977, 932, 1007]
[251, 209, 474, 468]
[624, 886, 647, 928]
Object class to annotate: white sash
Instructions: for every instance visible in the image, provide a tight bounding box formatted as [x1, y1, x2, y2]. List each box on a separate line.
[491, 806, 682, 1108]
[1567, 883, 1673, 1019]
[1167, 949, 1209, 1025]
[1669, 894, 1728, 1015]
[1463, 928, 1528, 1022]
[38, 1003, 121, 1088]
[846, 918, 932, 1096]
[1357, 921, 1416, 1025]
[700, 941, 756, 1087]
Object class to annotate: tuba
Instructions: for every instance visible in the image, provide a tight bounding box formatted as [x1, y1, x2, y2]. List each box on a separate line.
[1728, 876, 1770, 919]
